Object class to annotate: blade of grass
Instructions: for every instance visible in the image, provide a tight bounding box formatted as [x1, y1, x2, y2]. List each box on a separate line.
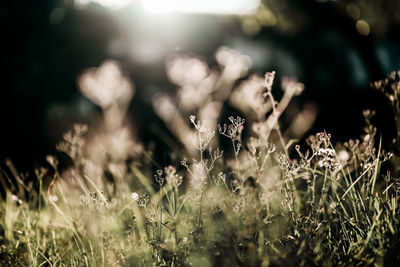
[341, 159, 377, 200]
[130, 165, 155, 195]
[370, 136, 382, 196]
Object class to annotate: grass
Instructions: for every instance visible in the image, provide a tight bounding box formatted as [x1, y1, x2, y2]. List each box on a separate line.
[1, 59, 400, 266]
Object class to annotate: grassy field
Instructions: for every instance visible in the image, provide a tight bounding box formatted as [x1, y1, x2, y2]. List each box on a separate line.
[1, 59, 400, 266]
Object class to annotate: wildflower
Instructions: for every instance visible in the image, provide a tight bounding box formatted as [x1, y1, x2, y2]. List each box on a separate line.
[46, 155, 58, 169]
[264, 71, 275, 91]
[190, 115, 215, 153]
[362, 109, 376, 120]
[138, 194, 150, 207]
[78, 60, 134, 109]
[35, 167, 48, 180]
[131, 192, 139, 201]
[316, 148, 335, 157]
[181, 157, 188, 167]
[165, 166, 183, 189]
[190, 115, 196, 124]
[189, 161, 207, 191]
[216, 172, 226, 186]
[215, 46, 252, 80]
[155, 170, 164, 186]
[315, 147, 341, 171]
[230, 74, 270, 120]
[218, 116, 245, 169]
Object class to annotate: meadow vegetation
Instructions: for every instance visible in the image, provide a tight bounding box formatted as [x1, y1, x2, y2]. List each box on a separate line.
[1, 50, 400, 266]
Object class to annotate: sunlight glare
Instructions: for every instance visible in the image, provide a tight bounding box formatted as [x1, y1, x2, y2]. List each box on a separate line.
[75, 0, 132, 10]
[142, 0, 260, 15]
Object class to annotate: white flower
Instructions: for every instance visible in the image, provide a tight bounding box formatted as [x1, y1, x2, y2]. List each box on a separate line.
[131, 192, 139, 201]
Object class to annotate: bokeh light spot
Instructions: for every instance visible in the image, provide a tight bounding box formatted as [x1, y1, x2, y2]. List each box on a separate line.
[346, 4, 360, 20]
[356, 20, 370, 36]
[256, 7, 276, 27]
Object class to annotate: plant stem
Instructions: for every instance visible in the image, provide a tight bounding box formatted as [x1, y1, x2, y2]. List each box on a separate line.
[232, 139, 239, 169]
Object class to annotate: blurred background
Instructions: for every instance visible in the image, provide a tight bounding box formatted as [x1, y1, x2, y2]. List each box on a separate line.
[2, 0, 400, 171]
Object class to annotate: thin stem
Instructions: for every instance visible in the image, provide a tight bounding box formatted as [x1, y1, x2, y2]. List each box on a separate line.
[39, 177, 42, 214]
[198, 193, 203, 230]
[199, 131, 203, 162]
[275, 127, 288, 157]
[341, 159, 377, 200]
[232, 139, 239, 169]
[159, 183, 163, 241]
